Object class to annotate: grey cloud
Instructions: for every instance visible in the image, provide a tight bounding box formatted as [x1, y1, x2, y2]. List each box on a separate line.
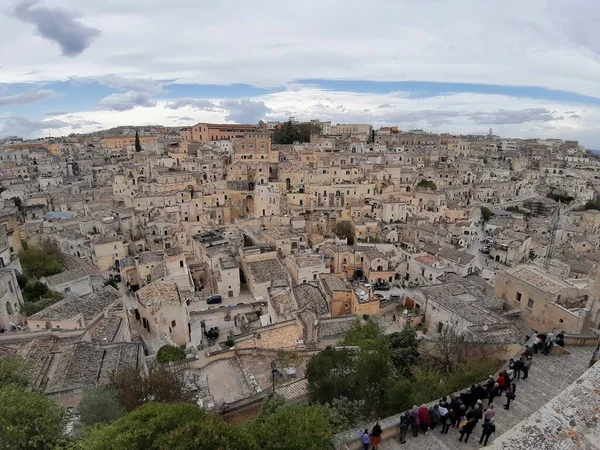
[386, 110, 463, 126]
[97, 91, 156, 111]
[565, 110, 575, 114]
[0, 88, 55, 105]
[43, 110, 68, 116]
[468, 108, 562, 124]
[569, 114, 582, 119]
[87, 75, 164, 95]
[0, 115, 100, 137]
[179, 116, 194, 121]
[166, 98, 219, 110]
[221, 99, 271, 123]
[12, 1, 101, 57]
[379, 103, 395, 109]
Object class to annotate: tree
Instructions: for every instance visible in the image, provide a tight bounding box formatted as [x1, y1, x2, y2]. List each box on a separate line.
[135, 131, 142, 152]
[419, 325, 466, 373]
[79, 387, 125, 426]
[248, 401, 344, 450]
[388, 326, 420, 375]
[333, 221, 354, 245]
[156, 345, 186, 364]
[585, 198, 600, 211]
[74, 403, 209, 450]
[367, 128, 375, 144]
[16, 272, 28, 290]
[417, 179, 437, 190]
[0, 356, 29, 388]
[272, 121, 320, 145]
[109, 365, 197, 412]
[480, 206, 493, 222]
[0, 383, 64, 450]
[18, 245, 62, 278]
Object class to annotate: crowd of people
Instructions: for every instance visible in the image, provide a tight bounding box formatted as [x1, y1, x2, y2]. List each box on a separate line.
[360, 341, 547, 449]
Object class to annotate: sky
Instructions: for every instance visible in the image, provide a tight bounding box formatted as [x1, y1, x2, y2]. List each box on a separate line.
[2, 0, 600, 147]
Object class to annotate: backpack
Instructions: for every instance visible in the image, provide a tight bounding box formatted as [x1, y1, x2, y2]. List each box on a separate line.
[458, 420, 468, 430]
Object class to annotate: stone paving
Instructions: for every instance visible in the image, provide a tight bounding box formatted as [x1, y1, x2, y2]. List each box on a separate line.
[378, 346, 594, 450]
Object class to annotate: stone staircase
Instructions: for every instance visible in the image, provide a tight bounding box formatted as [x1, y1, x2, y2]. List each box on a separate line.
[375, 345, 594, 450]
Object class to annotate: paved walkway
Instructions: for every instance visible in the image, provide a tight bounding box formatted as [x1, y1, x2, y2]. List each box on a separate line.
[378, 345, 594, 449]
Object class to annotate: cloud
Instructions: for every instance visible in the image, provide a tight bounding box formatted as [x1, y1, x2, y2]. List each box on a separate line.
[97, 91, 156, 111]
[43, 110, 68, 116]
[0, 115, 101, 137]
[569, 114, 582, 119]
[468, 108, 563, 124]
[89, 75, 163, 95]
[220, 99, 271, 122]
[0, 88, 55, 105]
[385, 110, 463, 126]
[11, 0, 101, 57]
[379, 103, 395, 108]
[166, 98, 219, 110]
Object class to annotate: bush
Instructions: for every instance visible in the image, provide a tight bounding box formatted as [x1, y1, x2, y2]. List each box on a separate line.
[480, 206, 493, 222]
[19, 245, 62, 278]
[156, 345, 186, 364]
[80, 388, 125, 426]
[417, 179, 437, 190]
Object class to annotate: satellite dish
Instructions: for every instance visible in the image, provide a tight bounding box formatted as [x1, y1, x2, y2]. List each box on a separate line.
[483, 325, 489, 331]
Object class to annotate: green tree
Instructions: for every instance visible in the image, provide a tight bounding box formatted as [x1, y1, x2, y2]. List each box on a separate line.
[0, 383, 64, 450]
[135, 131, 142, 152]
[272, 121, 320, 144]
[18, 245, 63, 278]
[156, 345, 186, 364]
[388, 326, 420, 375]
[16, 272, 28, 290]
[248, 401, 344, 450]
[417, 179, 437, 190]
[79, 387, 125, 426]
[0, 356, 29, 388]
[480, 206, 493, 222]
[109, 365, 196, 412]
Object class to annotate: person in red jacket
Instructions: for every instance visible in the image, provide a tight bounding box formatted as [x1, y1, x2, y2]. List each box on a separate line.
[496, 373, 505, 394]
[418, 404, 431, 434]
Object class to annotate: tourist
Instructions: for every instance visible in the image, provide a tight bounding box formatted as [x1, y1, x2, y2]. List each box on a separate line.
[440, 407, 454, 434]
[360, 429, 370, 450]
[370, 422, 382, 450]
[474, 384, 487, 403]
[418, 404, 431, 434]
[543, 337, 554, 355]
[523, 344, 534, 358]
[451, 394, 462, 427]
[429, 404, 441, 431]
[496, 372, 506, 393]
[488, 383, 500, 406]
[522, 356, 532, 379]
[533, 333, 543, 354]
[466, 404, 483, 423]
[479, 418, 496, 446]
[504, 383, 517, 410]
[458, 417, 477, 443]
[483, 404, 495, 422]
[455, 403, 467, 428]
[555, 331, 565, 348]
[439, 396, 449, 408]
[409, 405, 420, 437]
[515, 357, 524, 380]
[484, 375, 495, 391]
[399, 412, 410, 444]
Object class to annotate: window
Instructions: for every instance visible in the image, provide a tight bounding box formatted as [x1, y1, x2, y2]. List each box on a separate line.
[527, 299, 534, 309]
[437, 322, 443, 333]
[515, 292, 522, 303]
[180, 260, 184, 268]
[559, 318, 564, 323]
[8, 281, 13, 294]
[171, 320, 176, 327]
[64, 287, 71, 293]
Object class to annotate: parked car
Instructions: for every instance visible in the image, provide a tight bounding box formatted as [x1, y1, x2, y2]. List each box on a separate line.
[373, 283, 390, 291]
[207, 295, 223, 304]
[374, 293, 385, 300]
[480, 247, 490, 254]
[389, 294, 402, 302]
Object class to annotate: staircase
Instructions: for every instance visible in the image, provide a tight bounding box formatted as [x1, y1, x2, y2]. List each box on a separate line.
[377, 345, 594, 450]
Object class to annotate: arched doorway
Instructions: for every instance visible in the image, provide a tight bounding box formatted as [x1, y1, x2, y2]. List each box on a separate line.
[245, 195, 254, 214]
[285, 178, 291, 190]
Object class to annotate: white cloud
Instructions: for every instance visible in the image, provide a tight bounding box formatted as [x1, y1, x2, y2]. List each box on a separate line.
[15, 87, 597, 147]
[1, 0, 600, 100]
[0, 88, 55, 105]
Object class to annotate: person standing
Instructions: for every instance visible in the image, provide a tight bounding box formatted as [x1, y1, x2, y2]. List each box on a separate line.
[488, 383, 500, 406]
[441, 407, 454, 434]
[360, 429, 370, 450]
[429, 404, 441, 431]
[409, 405, 420, 437]
[458, 417, 477, 443]
[418, 404, 431, 434]
[515, 357, 524, 380]
[483, 404, 495, 423]
[399, 412, 409, 445]
[504, 383, 517, 410]
[523, 356, 532, 379]
[479, 418, 496, 446]
[370, 422, 382, 450]
[456, 403, 467, 429]
[555, 331, 565, 347]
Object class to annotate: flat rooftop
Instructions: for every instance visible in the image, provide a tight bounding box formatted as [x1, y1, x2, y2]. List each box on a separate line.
[507, 265, 569, 294]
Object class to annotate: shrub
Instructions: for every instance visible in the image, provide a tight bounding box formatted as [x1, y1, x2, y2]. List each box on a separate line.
[156, 345, 186, 364]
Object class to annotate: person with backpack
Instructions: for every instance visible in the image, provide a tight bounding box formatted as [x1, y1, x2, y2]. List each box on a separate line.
[440, 407, 454, 434]
[504, 383, 517, 410]
[479, 418, 496, 446]
[370, 422, 382, 450]
[488, 383, 500, 406]
[458, 417, 477, 443]
[399, 412, 410, 444]
[409, 405, 420, 437]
